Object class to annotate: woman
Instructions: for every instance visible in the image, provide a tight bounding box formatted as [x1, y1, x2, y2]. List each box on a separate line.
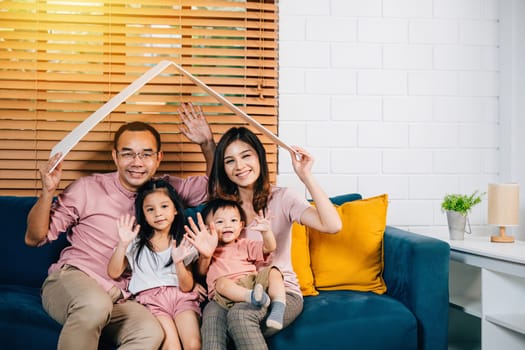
[188, 126, 341, 349]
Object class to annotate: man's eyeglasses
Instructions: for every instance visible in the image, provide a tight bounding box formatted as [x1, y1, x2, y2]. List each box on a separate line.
[116, 151, 158, 161]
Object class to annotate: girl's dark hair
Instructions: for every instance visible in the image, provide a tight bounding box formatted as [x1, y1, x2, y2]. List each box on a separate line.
[208, 127, 270, 213]
[133, 178, 185, 269]
[113, 121, 161, 151]
[201, 198, 247, 226]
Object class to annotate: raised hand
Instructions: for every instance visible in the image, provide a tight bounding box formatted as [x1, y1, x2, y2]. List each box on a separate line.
[39, 152, 63, 195]
[116, 214, 140, 246]
[177, 102, 213, 146]
[177, 102, 216, 175]
[184, 212, 218, 258]
[289, 146, 313, 180]
[172, 238, 195, 264]
[251, 210, 272, 234]
[253, 209, 276, 254]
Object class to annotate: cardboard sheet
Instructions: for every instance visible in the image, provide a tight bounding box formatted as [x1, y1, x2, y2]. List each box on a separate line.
[49, 60, 295, 172]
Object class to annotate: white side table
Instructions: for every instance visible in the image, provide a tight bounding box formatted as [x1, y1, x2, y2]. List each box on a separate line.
[420, 233, 525, 350]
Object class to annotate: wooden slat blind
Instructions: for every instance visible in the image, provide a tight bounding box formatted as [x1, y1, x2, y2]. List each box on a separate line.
[0, 0, 278, 196]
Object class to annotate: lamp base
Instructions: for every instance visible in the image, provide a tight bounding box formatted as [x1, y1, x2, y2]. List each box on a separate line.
[490, 235, 515, 243]
[490, 226, 515, 243]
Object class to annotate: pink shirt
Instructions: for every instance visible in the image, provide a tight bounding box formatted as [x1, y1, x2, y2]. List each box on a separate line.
[41, 171, 208, 295]
[243, 186, 310, 297]
[206, 239, 266, 299]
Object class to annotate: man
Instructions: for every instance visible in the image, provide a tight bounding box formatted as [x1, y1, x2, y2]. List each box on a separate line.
[25, 103, 214, 350]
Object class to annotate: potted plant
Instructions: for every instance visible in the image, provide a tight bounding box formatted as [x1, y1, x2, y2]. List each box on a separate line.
[441, 190, 484, 240]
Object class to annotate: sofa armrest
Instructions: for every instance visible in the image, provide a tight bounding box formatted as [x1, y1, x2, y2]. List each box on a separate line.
[383, 226, 450, 350]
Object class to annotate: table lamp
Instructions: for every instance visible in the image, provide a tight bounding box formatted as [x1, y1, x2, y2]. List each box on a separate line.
[487, 183, 519, 243]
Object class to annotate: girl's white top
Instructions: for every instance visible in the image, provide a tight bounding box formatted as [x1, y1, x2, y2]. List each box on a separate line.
[126, 239, 198, 294]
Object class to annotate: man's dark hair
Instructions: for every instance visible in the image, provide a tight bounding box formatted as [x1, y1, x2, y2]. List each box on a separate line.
[113, 121, 161, 151]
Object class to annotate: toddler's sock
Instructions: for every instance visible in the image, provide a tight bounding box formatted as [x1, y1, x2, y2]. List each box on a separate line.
[247, 283, 270, 307]
[266, 300, 286, 330]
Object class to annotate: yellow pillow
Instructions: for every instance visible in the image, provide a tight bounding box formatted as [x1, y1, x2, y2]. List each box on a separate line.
[308, 194, 388, 294]
[291, 222, 319, 296]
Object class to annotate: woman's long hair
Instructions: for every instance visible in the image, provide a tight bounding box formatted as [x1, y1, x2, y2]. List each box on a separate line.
[208, 127, 271, 213]
[133, 178, 185, 269]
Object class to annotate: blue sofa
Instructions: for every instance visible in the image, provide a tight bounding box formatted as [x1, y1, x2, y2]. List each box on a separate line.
[0, 195, 450, 350]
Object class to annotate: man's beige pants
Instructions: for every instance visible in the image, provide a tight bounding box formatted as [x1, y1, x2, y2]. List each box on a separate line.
[42, 265, 163, 350]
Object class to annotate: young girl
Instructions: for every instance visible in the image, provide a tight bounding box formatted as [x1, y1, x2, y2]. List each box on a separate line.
[196, 198, 287, 330]
[186, 123, 342, 350]
[108, 178, 201, 350]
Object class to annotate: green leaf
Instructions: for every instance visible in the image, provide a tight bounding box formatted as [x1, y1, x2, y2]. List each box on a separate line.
[441, 190, 485, 215]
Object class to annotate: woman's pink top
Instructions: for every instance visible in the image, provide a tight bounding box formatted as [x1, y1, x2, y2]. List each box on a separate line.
[243, 186, 310, 297]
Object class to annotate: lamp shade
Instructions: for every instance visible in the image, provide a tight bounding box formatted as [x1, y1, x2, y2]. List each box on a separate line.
[488, 183, 520, 226]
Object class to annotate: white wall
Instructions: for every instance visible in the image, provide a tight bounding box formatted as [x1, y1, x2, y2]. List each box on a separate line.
[499, 0, 525, 240]
[277, 0, 516, 238]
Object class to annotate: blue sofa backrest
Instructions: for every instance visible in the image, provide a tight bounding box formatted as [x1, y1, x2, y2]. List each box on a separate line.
[0, 195, 203, 289]
[0, 196, 69, 288]
[0, 193, 363, 289]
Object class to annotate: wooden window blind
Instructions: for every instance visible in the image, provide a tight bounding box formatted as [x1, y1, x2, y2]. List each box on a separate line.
[0, 0, 278, 196]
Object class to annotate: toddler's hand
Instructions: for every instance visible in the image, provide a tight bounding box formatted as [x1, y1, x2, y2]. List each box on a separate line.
[251, 210, 272, 235]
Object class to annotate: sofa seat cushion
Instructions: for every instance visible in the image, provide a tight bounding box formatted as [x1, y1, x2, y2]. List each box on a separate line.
[268, 290, 417, 350]
[0, 285, 60, 349]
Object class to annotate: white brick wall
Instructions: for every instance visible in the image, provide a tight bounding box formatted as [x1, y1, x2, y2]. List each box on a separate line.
[277, 0, 503, 237]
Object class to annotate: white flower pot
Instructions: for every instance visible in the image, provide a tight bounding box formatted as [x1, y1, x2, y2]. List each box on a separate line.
[446, 210, 469, 240]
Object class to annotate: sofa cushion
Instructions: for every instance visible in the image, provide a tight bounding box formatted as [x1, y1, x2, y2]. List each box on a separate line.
[268, 290, 417, 350]
[290, 222, 318, 296]
[290, 193, 362, 296]
[0, 196, 69, 288]
[309, 194, 388, 294]
[0, 285, 61, 349]
[184, 203, 206, 225]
